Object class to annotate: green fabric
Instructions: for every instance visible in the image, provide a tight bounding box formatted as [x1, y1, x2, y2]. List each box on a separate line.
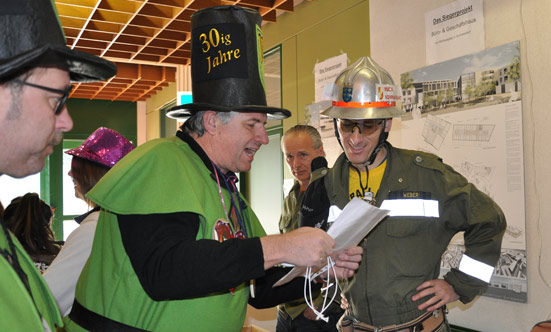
[277, 181, 308, 319]
[278, 181, 301, 234]
[317, 143, 506, 326]
[66, 136, 266, 332]
[0, 225, 62, 331]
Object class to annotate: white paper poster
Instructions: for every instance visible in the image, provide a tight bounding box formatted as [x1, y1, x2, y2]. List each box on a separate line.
[314, 53, 347, 102]
[425, 0, 484, 64]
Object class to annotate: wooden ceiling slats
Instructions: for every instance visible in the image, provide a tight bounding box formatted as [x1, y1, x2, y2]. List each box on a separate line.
[55, 0, 301, 102]
[275, 0, 294, 12]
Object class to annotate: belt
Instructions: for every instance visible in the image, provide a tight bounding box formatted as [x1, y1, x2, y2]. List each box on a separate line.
[340, 308, 446, 332]
[69, 300, 149, 332]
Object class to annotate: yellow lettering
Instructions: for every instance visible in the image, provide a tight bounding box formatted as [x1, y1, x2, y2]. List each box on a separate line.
[205, 48, 241, 74]
[209, 28, 220, 48]
[218, 50, 227, 63]
[199, 33, 209, 53]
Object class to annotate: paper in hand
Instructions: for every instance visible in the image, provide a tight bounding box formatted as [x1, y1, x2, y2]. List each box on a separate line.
[273, 197, 389, 287]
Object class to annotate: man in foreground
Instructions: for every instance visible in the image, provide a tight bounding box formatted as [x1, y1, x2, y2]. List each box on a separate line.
[64, 6, 361, 332]
[0, 0, 116, 330]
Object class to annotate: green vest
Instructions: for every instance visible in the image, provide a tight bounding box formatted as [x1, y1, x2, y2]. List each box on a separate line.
[64, 136, 266, 332]
[0, 225, 62, 331]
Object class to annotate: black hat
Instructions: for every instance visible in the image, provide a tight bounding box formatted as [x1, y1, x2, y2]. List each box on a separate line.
[0, 0, 116, 82]
[166, 6, 290, 120]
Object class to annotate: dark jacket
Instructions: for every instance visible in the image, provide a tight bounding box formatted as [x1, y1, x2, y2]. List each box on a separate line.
[300, 143, 506, 326]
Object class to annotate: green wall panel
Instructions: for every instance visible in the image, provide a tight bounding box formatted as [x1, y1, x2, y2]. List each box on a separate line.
[65, 98, 137, 143]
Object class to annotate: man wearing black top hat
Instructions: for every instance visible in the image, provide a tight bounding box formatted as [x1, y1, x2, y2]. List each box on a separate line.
[0, 0, 116, 330]
[64, 5, 362, 332]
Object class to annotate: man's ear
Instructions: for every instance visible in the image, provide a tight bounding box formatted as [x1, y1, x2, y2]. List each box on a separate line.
[318, 146, 326, 157]
[384, 118, 393, 133]
[203, 111, 219, 135]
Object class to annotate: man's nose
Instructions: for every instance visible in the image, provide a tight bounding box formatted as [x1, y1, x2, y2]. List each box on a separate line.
[56, 105, 73, 132]
[256, 127, 269, 145]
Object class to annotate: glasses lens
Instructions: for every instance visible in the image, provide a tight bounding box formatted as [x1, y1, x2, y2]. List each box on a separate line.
[340, 120, 383, 134]
[54, 85, 73, 115]
[55, 94, 68, 115]
[14, 79, 73, 115]
[339, 120, 357, 133]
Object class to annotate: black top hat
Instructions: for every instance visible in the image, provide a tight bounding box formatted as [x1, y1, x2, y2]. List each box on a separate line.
[166, 6, 290, 120]
[0, 0, 116, 82]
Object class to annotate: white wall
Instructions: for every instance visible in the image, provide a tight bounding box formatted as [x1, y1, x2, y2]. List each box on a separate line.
[370, 0, 551, 331]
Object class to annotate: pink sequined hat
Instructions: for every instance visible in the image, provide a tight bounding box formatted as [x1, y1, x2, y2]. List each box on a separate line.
[65, 127, 135, 168]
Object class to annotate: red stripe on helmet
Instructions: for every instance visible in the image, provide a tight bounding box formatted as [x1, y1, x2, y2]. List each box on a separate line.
[332, 101, 396, 108]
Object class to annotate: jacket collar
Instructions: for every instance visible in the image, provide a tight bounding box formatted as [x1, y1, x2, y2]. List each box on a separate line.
[74, 206, 100, 224]
[327, 142, 408, 208]
[176, 130, 239, 192]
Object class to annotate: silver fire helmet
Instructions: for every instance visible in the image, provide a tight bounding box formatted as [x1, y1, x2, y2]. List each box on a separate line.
[322, 56, 405, 120]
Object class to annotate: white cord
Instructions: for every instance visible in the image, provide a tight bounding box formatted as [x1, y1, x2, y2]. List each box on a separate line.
[303, 256, 340, 322]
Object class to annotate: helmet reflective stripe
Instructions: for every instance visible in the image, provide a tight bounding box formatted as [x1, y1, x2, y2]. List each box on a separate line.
[332, 101, 396, 108]
[322, 57, 405, 120]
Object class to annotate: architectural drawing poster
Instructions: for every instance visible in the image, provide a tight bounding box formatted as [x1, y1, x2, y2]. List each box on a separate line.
[399, 41, 526, 302]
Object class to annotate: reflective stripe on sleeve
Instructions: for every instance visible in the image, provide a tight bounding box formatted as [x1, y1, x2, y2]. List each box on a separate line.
[380, 199, 439, 217]
[458, 254, 494, 283]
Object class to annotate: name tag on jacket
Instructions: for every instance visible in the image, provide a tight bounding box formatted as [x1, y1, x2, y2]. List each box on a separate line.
[381, 191, 439, 217]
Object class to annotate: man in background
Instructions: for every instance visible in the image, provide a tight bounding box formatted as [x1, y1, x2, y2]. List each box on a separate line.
[0, 0, 116, 330]
[277, 125, 344, 331]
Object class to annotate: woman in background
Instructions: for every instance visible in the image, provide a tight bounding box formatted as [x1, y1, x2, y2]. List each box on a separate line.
[4, 192, 61, 272]
[43, 127, 134, 317]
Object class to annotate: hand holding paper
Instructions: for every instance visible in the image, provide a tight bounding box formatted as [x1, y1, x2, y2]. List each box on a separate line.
[273, 197, 389, 287]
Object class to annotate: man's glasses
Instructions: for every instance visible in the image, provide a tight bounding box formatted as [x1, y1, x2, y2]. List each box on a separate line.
[339, 119, 384, 135]
[14, 79, 73, 115]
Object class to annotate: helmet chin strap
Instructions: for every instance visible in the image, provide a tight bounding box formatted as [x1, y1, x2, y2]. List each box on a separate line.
[333, 118, 388, 167]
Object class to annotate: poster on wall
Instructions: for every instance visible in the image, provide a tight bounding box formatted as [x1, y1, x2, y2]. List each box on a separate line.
[425, 0, 484, 65]
[399, 41, 526, 302]
[306, 53, 349, 167]
[314, 53, 348, 102]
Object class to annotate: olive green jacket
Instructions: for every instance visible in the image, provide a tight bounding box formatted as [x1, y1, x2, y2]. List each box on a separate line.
[278, 181, 302, 235]
[304, 143, 506, 326]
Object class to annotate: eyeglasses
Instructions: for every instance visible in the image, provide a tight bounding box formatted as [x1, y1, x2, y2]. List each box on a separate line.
[14, 79, 73, 115]
[339, 119, 384, 135]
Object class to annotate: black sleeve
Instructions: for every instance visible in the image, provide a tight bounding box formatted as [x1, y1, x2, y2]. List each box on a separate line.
[299, 176, 331, 230]
[118, 212, 266, 301]
[248, 267, 322, 309]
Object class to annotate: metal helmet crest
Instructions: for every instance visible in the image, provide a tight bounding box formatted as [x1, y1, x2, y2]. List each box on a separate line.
[322, 56, 404, 120]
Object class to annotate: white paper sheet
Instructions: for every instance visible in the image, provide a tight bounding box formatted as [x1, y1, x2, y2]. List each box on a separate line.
[273, 198, 389, 287]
